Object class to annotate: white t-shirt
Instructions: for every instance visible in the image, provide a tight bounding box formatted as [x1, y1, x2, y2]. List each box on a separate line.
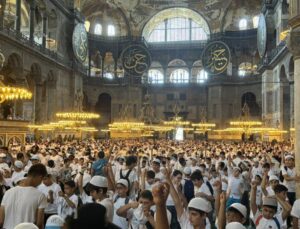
[128, 205, 171, 229]
[227, 177, 243, 199]
[113, 196, 131, 229]
[195, 183, 213, 210]
[291, 199, 300, 229]
[99, 197, 114, 222]
[1, 186, 47, 229]
[282, 166, 296, 192]
[253, 211, 283, 229]
[179, 210, 211, 229]
[57, 194, 78, 220]
[38, 182, 62, 214]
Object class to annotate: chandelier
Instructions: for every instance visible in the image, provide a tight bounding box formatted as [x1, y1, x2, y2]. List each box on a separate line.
[56, 112, 100, 120]
[0, 77, 32, 104]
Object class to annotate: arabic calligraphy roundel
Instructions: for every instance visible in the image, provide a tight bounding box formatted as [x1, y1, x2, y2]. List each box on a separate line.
[121, 45, 151, 76]
[202, 41, 231, 75]
[72, 23, 88, 63]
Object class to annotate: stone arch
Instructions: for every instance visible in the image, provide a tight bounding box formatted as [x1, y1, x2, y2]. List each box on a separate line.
[1, 53, 24, 86]
[241, 92, 260, 117]
[95, 93, 112, 127]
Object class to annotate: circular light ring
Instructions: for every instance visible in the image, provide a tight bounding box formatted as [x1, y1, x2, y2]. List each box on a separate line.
[0, 86, 32, 102]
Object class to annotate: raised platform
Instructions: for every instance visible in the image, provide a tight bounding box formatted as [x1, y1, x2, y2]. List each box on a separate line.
[0, 120, 29, 146]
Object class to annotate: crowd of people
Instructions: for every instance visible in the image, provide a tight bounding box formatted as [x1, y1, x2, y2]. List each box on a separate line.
[0, 139, 299, 229]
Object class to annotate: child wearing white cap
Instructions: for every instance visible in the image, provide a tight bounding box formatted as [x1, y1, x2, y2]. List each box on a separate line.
[112, 179, 131, 229]
[251, 180, 291, 229]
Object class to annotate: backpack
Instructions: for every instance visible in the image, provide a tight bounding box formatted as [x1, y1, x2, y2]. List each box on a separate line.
[206, 181, 214, 196]
[255, 214, 280, 229]
[183, 179, 194, 202]
[120, 169, 132, 196]
[279, 166, 287, 182]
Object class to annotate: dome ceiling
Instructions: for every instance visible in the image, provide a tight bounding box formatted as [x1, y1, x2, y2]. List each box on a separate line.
[78, 0, 262, 35]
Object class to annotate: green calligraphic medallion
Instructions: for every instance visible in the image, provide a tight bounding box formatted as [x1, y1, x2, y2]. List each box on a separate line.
[257, 14, 267, 58]
[72, 23, 88, 63]
[121, 45, 151, 76]
[202, 41, 230, 75]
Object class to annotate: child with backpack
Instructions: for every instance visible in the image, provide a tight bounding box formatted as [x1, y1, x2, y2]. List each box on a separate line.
[250, 180, 291, 229]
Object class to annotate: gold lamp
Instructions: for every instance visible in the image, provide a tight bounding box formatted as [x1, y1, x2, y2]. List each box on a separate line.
[0, 76, 32, 104]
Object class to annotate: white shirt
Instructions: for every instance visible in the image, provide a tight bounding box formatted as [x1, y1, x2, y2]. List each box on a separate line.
[179, 211, 211, 229]
[57, 194, 78, 220]
[128, 204, 171, 229]
[1, 186, 47, 229]
[195, 183, 213, 210]
[282, 166, 296, 192]
[227, 177, 243, 199]
[253, 211, 283, 229]
[38, 182, 62, 214]
[99, 197, 114, 222]
[291, 199, 300, 228]
[113, 196, 131, 229]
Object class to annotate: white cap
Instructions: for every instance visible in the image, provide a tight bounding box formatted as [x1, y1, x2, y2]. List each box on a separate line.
[31, 155, 40, 161]
[117, 179, 129, 188]
[228, 203, 247, 218]
[269, 175, 279, 181]
[89, 175, 108, 188]
[263, 196, 278, 207]
[225, 222, 246, 229]
[14, 223, 39, 229]
[14, 160, 24, 169]
[45, 215, 64, 228]
[71, 171, 77, 176]
[82, 173, 92, 187]
[0, 153, 6, 158]
[188, 197, 212, 213]
[285, 155, 294, 160]
[153, 158, 161, 164]
[183, 167, 192, 175]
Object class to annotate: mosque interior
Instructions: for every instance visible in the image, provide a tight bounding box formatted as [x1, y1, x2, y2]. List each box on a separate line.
[0, 0, 299, 144]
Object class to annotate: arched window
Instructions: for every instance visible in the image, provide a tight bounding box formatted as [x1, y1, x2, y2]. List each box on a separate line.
[253, 16, 259, 28]
[197, 69, 208, 83]
[107, 25, 116, 36]
[170, 69, 189, 83]
[85, 21, 90, 32]
[239, 19, 247, 30]
[94, 23, 102, 35]
[144, 8, 210, 43]
[148, 69, 164, 84]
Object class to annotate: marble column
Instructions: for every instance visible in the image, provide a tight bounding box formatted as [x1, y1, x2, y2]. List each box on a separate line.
[15, 0, 21, 32]
[42, 15, 47, 48]
[34, 83, 43, 123]
[29, 0, 35, 43]
[288, 27, 300, 197]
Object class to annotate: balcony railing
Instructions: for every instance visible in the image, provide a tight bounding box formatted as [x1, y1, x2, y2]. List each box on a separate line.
[0, 27, 88, 74]
[258, 40, 287, 70]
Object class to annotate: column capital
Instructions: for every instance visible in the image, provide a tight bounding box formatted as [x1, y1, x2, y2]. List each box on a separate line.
[287, 27, 300, 60]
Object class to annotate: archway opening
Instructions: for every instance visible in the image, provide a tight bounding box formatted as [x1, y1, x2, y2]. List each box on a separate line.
[95, 93, 112, 126]
[241, 92, 260, 117]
